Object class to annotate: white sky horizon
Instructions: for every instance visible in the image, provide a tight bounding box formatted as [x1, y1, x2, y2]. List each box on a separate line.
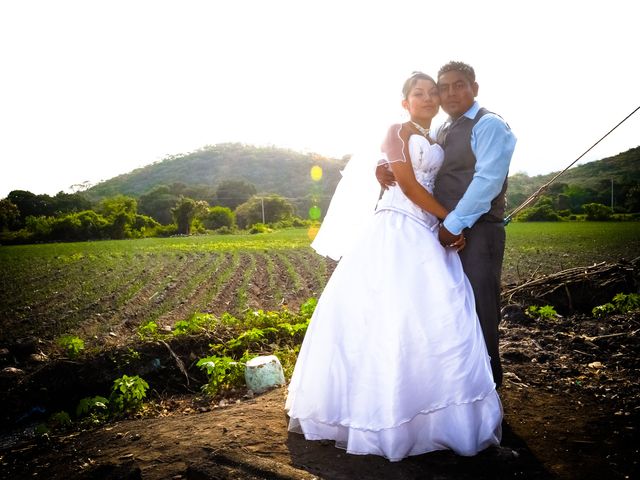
[1, 0, 639, 198]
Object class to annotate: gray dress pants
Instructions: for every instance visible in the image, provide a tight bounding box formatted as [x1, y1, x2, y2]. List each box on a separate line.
[458, 220, 505, 388]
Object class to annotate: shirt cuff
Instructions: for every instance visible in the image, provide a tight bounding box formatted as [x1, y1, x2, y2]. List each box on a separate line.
[442, 214, 465, 235]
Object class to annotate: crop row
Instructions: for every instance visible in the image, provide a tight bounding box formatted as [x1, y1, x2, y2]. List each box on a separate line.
[2, 223, 638, 351]
[0, 239, 334, 350]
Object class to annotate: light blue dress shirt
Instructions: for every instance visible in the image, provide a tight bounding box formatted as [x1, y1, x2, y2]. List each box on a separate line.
[439, 102, 517, 235]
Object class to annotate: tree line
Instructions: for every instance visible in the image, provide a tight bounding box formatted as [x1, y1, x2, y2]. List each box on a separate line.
[508, 179, 640, 222]
[2, 152, 638, 244]
[507, 146, 640, 221]
[0, 180, 312, 245]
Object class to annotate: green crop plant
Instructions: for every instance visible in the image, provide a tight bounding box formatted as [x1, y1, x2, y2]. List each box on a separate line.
[197, 354, 249, 396]
[110, 374, 149, 415]
[57, 335, 85, 358]
[525, 305, 559, 320]
[138, 320, 159, 339]
[76, 396, 110, 424]
[592, 292, 640, 318]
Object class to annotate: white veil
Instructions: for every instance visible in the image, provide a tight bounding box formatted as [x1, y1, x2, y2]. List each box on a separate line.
[310, 124, 407, 261]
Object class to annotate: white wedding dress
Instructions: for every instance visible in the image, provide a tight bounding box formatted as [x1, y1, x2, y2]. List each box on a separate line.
[285, 133, 502, 461]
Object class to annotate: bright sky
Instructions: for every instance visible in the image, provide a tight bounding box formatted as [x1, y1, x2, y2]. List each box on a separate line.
[1, 0, 638, 198]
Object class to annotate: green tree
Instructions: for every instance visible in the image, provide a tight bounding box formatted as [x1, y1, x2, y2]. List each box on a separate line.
[7, 190, 52, 224]
[563, 185, 597, 212]
[0, 199, 20, 231]
[97, 195, 138, 239]
[172, 197, 209, 234]
[235, 194, 294, 229]
[97, 195, 137, 218]
[50, 211, 109, 241]
[215, 180, 257, 210]
[51, 191, 92, 214]
[624, 185, 640, 213]
[138, 185, 179, 225]
[202, 206, 235, 230]
[583, 202, 613, 221]
[25, 215, 54, 238]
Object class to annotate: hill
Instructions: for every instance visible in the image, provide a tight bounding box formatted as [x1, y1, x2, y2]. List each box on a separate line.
[506, 146, 640, 212]
[84, 143, 639, 215]
[85, 143, 347, 204]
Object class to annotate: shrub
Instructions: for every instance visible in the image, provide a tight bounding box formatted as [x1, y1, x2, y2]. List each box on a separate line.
[249, 223, 271, 234]
[235, 195, 294, 229]
[517, 205, 561, 222]
[583, 203, 613, 221]
[151, 223, 179, 237]
[215, 225, 234, 235]
[203, 206, 235, 230]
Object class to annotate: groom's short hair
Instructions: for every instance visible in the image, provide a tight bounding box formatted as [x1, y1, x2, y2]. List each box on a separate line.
[438, 61, 476, 84]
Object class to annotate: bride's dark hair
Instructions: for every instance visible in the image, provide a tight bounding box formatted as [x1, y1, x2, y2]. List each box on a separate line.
[402, 71, 436, 99]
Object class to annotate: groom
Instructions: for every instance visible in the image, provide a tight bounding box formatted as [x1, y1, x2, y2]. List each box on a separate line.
[377, 61, 516, 388]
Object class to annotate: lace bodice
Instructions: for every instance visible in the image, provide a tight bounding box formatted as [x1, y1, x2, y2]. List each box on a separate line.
[376, 135, 444, 227]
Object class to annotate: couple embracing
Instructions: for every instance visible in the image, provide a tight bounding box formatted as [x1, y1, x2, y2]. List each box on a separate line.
[285, 61, 517, 461]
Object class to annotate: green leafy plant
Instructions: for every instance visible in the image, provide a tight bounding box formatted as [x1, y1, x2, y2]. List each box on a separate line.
[48, 411, 72, 431]
[277, 320, 309, 337]
[173, 312, 216, 335]
[612, 292, 640, 312]
[76, 396, 110, 423]
[591, 302, 617, 318]
[110, 374, 149, 415]
[224, 327, 278, 352]
[138, 320, 159, 339]
[194, 299, 317, 396]
[592, 292, 640, 317]
[273, 345, 301, 380]
[196, 355, 247, 396]
[525, 305, 559, 320]
[57, 335, 85, 358]
[299, 297, 318, 317]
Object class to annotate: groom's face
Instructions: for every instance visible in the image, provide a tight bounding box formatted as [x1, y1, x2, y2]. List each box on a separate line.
[437, 70, 478, 119]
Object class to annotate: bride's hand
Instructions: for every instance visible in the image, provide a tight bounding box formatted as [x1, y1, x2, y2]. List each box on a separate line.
[450, 233, 466, 252]
[375, 163, 396, 189]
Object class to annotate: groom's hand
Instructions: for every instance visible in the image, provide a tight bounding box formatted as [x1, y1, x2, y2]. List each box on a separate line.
[438, 225, 465, 251]
[375, 163, 396, 190]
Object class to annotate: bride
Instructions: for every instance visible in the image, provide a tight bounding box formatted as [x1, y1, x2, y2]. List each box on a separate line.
[285, 72, 502, 461]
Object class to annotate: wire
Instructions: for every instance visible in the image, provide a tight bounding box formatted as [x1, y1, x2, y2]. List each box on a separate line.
[504, 105, 640, 224]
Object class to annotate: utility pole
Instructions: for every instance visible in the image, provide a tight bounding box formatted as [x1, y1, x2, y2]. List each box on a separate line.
[611, 179, 614, 210]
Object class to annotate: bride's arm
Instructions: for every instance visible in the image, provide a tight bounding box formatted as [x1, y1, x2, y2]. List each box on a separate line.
[385, 124, 449, 221]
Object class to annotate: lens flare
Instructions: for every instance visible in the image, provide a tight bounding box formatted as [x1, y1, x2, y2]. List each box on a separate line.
[307, 224, 320, 241]
[308, 205, 321, 220]
[310, 165, 323, 181]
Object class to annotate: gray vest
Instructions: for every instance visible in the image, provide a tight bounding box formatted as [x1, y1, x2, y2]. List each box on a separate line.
[434, 108, 507, 223]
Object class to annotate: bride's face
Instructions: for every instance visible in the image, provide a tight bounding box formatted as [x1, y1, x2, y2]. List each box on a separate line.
[402, 79, 440, 122]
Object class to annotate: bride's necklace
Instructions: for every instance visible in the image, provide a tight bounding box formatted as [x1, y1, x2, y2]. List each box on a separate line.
[410, 120, 430, 137]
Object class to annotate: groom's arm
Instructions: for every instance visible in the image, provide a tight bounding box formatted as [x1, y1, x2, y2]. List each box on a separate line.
[441, 114, 517, 236]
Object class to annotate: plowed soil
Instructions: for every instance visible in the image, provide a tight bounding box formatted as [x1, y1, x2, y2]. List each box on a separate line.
[1, 258, 638, 479]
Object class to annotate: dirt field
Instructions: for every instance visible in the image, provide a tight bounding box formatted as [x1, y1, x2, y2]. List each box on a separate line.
[0, 232, 638, 479]
[1, 302, 638, 478]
